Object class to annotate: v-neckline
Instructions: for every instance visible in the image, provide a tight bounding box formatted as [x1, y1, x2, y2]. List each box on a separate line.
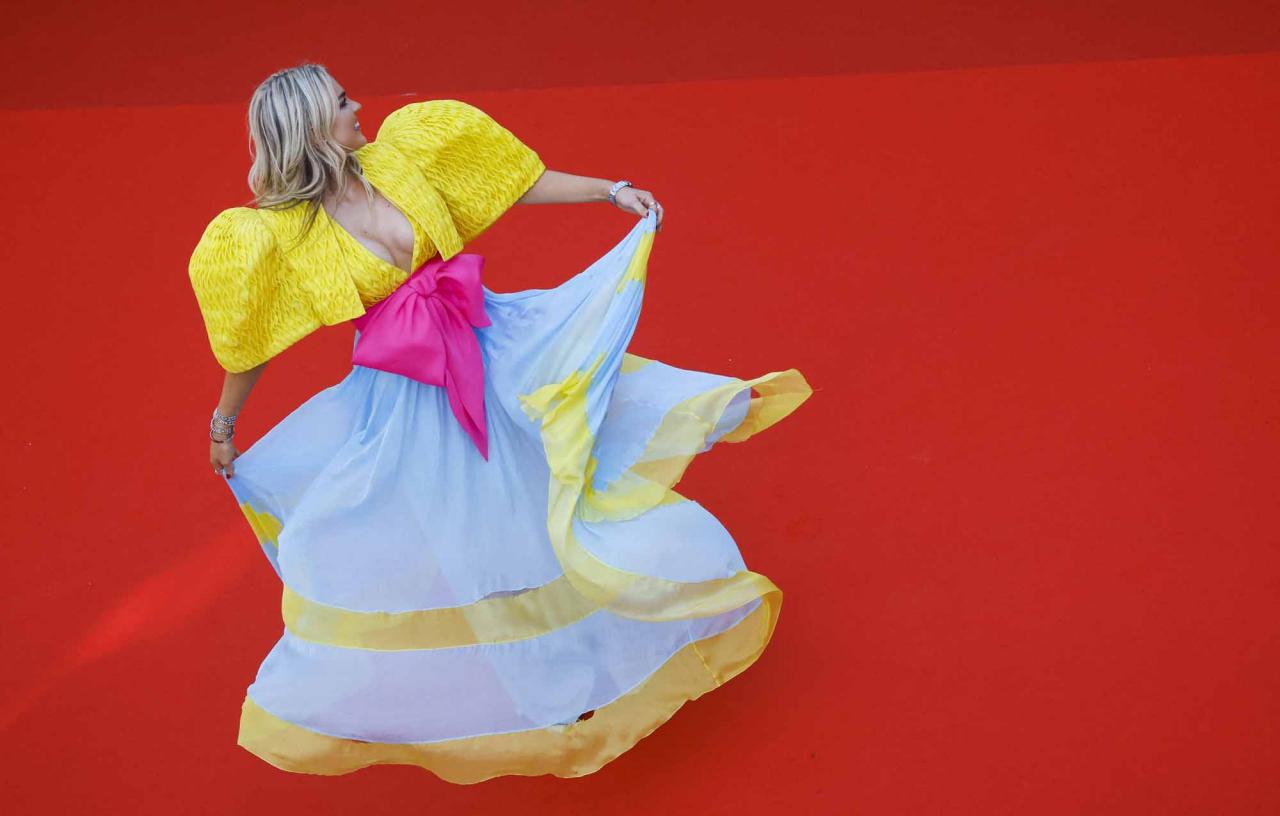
[319, 170, 421, 277]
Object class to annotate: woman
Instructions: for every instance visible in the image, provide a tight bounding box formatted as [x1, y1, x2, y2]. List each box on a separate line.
[189, 62, 812, 783]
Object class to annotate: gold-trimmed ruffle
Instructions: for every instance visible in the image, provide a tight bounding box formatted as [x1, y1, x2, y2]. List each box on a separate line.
[237, 590, 778, 783]
[582, 362, 812, 524]
[518, 343, 810, 622]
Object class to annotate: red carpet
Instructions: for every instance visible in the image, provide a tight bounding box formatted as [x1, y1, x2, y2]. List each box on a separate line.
[1, 4, 1277, 813]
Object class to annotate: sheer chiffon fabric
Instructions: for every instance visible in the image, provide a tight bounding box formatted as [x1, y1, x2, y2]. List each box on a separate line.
[223, 212, 812, 781]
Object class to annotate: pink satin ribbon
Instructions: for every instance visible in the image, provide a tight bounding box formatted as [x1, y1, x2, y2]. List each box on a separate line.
[351, 253, 491, 460]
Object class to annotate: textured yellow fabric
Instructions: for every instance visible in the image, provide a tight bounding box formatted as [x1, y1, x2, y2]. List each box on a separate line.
[188, 100, 547, 372]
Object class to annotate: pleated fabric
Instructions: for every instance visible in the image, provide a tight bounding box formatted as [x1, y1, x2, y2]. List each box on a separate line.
[224, 211, 813, 782]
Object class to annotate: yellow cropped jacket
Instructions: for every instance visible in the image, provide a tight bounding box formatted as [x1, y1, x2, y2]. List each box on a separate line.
[188, 100, 546, 372]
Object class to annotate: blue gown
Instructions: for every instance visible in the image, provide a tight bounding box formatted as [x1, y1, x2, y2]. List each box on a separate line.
[222, 211, 812, 782]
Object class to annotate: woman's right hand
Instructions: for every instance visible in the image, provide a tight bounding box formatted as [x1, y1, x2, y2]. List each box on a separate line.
[211, 439, 240, 478]
[208, 363, 267, 478]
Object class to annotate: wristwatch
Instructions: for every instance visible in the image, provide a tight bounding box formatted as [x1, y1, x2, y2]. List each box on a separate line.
[608, 180, 633, 206]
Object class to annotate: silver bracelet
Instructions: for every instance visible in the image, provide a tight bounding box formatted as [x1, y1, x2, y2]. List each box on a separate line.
[607, 180, 632, 206]
[210, 407, 238, 442]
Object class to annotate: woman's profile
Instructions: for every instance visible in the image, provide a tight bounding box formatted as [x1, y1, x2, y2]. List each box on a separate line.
[188, 62, 813, 782]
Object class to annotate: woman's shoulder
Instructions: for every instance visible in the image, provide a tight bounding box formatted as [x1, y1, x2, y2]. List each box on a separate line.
[375, 99, 519, 157]
[192, 206, 272, 254]
[200, 204, 264, 229]
[197, 203, 306, 236]
[190, 205, 309, 269]
[380, 98, 489, 133]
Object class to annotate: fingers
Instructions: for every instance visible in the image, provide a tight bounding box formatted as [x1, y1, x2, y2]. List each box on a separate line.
[627, 190, 648, 217]
[643, 200, 663, 231]
[615, 188, 665, 230]
[211, 449, 237, 479]
[637, 191, 663, 231]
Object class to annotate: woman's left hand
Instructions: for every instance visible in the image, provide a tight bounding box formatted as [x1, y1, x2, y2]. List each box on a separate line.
[612, 186, 664, 231]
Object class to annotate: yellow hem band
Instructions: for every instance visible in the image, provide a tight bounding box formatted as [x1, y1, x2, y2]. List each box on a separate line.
[238, 591, 779, 783]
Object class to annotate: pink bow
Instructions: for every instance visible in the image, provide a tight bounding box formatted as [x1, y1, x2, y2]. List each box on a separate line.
[351, 254, 491, 460]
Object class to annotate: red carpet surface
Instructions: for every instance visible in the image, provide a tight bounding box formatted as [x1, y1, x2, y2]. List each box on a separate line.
[1, 4, 1278, 814]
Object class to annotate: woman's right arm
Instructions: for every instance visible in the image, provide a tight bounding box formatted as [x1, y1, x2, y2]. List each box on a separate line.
[210, 362, 268, 478]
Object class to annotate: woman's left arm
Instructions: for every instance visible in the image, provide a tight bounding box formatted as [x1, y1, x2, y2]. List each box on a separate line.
[517, 169, 664, 230]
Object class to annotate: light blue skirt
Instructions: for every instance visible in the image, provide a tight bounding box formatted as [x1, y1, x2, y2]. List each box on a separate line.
[223, 212, 813, 782]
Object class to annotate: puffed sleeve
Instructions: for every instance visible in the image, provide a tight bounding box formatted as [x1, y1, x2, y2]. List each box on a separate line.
[377, 99, 546, 245]
[188, 207, 325, 372]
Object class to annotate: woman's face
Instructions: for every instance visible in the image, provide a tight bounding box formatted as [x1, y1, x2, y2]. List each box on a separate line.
[330, 82, 366, 151]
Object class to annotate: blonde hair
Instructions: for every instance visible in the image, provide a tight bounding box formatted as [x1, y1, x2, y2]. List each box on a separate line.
[246, 62, 373, 241]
